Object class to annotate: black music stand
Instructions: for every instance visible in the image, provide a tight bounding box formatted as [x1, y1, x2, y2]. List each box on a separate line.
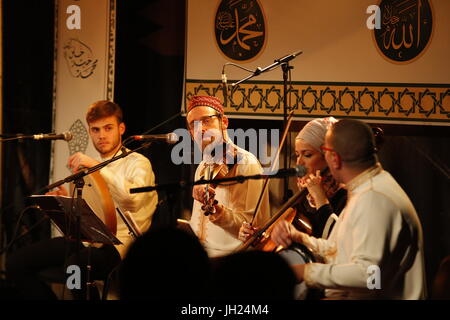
[29, 194, 121, 300]
[29, 195, 121, 245]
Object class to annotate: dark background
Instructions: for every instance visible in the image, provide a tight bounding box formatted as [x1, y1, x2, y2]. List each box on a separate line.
[1, 0, 449, 297]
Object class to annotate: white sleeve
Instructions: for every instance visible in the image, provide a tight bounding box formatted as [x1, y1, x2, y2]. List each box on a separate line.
[100, 155, 155, 213]
[304, 191, 398, 290]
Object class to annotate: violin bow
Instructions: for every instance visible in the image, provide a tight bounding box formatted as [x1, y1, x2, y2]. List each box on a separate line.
[248, 108, 296, 226]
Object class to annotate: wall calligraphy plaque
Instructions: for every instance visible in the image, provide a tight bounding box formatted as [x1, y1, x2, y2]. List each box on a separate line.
[374, 0, 433, 63]
[185, 0, 449, 126]
[214, 0, 266, 61]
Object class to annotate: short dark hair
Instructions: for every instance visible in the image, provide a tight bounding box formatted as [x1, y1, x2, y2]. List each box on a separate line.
[329, 119, 378, 169]
[86, 100, 123, 124]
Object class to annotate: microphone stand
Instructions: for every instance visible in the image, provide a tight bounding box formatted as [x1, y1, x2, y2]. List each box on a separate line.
[282, 62, 293, 202]
[0, 133, 69, 142]
[231, 51, 302, 203]
[231, 51, 302, 87]
[130, 167, 302, 194]
[40, 143, 152, 193]
[38, 141, 152, 300]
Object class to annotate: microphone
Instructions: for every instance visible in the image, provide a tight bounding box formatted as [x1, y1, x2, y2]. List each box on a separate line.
[221, 67, 228, 108]
[32, 132, 73, 141]
[266, 165, 308, 178]
[131, 133, 179, 144]
[274, 50, 303, 64]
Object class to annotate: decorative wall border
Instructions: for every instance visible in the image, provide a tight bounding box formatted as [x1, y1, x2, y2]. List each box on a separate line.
[185, 80, 450, 125]
[50, 0, 60, 186]
[106, 0, 116, 101]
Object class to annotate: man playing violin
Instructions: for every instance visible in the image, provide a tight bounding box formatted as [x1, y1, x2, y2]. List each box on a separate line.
[186, 95, 271, 257]
[6, 100, 158, 300]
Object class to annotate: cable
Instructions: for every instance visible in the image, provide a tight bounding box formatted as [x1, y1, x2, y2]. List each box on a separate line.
[223, 62, 254, 74]
[123, 112, 181, 147]
[0, 137, 27, 142]
[0, 205, 44, 255]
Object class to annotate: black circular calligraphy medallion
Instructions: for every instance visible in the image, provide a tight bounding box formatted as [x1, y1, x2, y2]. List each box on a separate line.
[374, 0, 433, 63]
[215, 0, 266, 62]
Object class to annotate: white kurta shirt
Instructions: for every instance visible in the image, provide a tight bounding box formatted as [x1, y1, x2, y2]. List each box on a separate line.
[190, 145, 271, 257]
[302, 164, 426, 299]
[99, 149, 158, 258]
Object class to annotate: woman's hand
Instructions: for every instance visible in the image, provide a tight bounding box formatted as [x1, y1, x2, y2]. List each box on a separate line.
[299, 170, 329, 208]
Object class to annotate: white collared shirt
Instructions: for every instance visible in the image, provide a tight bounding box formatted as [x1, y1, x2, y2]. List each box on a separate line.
[99, 150, 158, 258]
[189, 144, 271, 257]
[302, 165, 426, 299]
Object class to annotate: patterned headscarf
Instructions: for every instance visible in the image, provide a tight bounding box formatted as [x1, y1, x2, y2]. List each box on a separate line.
[296, 117, 338, 153]
[187, 95, 224, 115]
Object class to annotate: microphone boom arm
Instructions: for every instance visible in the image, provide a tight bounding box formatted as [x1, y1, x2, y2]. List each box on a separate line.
[38, 142, 153, 194]
[129, 166, 304, 194]
[232, 50, 302, 87]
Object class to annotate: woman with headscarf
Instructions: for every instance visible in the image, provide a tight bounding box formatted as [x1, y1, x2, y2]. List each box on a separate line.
[239, 117, 347, 241]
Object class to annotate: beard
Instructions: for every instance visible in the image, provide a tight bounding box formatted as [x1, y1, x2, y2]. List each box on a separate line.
[93, 138, 121, 157]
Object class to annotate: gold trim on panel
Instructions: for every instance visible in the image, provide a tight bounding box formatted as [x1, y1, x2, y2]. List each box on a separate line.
[106, 0, 116, 101]
[185, 80, 450, 125]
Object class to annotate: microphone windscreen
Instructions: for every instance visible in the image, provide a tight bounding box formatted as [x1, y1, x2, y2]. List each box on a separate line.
[63, 132, 73, 141]
[167, 132, 179, 144]
[296, 165, 308, 177]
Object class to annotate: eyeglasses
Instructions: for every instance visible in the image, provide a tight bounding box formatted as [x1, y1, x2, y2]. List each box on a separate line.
[187, 114, 220, 130]
[320, 145, 336, 153]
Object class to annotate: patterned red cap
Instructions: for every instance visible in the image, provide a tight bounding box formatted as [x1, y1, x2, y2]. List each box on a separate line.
[187, 95, 224, 115]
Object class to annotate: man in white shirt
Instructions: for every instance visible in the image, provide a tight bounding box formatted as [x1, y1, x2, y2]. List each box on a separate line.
[186, 95, 270, 257]
[272, 119, 426, 299]
[6, 100, 158, 299]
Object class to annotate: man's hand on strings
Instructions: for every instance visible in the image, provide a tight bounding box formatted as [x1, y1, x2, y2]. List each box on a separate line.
[67, 152, 100, 173]
[192, 184, 216, 205]
[271, 220, 299, 249]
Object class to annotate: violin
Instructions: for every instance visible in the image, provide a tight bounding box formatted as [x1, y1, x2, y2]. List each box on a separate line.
[235, 186, 310, 252]
[237, 126, 384, 252]
[201, 164, 219, 216]
[236, 168, 335, 253]
[200, 142, 237, 216]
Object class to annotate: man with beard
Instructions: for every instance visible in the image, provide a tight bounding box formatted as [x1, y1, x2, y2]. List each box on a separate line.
[6, 100, 158, 300]
[186, 95, 270, 257]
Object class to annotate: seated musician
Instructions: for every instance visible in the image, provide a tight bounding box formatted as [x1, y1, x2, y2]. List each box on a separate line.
[186, 95, 271, 257]
[6, 100, 158, 300]
[271, 119, 426, 299]
[239, 117, 347, 242]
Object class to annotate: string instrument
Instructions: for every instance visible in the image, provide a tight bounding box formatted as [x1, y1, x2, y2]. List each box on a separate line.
[237, 126, 385, 252]
[236, 167, 337, 253]
[201, 164, 219, 216]
[74, 171, 117, 235]
[235, 186, 309, 252]
[199, 142, 237, 216]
